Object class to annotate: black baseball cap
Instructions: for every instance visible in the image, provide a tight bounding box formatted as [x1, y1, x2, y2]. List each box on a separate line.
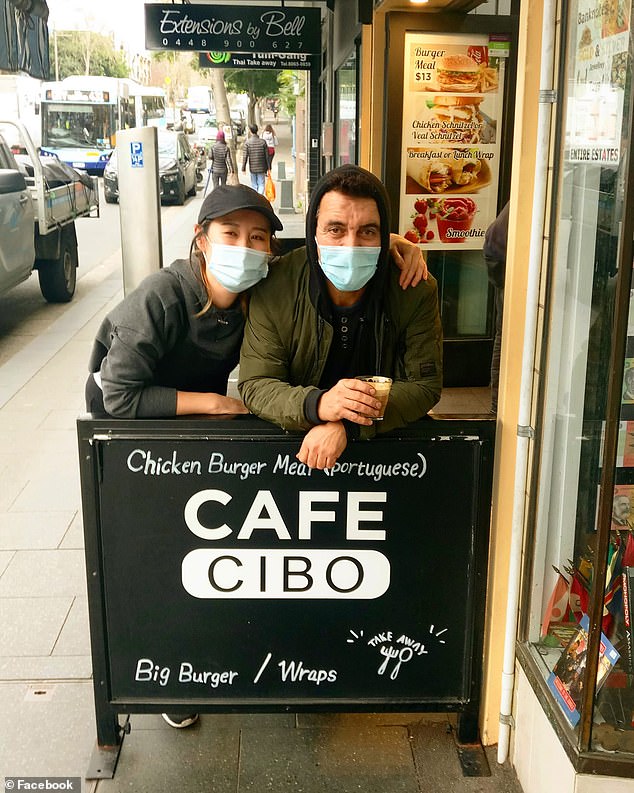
[197, 184, 283, 232]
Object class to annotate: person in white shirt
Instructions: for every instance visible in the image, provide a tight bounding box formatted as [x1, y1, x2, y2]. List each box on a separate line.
[262, 123, 278, 170]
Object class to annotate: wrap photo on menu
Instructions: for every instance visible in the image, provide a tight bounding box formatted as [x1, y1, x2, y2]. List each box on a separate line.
[406, 149, 490, 194]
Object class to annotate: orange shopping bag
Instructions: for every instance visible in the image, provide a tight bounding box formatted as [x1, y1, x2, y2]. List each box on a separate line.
[265, 171, 276, 202]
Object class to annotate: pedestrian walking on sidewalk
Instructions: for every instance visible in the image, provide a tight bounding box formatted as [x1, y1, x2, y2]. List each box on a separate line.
[208, 129, 233, 190]
[241, 124, 269, 194]
[262, 123, 278, 170]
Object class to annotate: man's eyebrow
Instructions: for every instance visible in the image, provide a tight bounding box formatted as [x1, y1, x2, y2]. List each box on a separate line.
[319, 217, 346, 225]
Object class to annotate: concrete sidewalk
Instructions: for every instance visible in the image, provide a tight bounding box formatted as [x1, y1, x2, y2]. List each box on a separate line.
[0, 130, 513, 791]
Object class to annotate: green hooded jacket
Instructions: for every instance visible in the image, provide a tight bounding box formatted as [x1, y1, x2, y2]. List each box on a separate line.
[238, 245, 443, 438]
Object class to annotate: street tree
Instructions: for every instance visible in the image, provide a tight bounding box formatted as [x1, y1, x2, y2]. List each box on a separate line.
[150, 51, 196, 110]
[50, 31, 129, 79]
[208, 68, 238, 173]
[225, 69, 280, 127]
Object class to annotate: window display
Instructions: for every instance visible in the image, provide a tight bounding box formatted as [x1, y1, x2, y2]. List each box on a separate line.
[523, 0, 634, 762]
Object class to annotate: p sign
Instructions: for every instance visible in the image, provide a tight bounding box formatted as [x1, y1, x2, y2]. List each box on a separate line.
[130, 141, 144, 168]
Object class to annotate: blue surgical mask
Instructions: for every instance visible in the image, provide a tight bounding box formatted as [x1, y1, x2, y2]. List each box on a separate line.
[316, 242, 380, 292]
[205, 243, 269, 293]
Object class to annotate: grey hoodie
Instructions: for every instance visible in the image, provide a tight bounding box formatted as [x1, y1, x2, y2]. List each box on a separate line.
[88, 258, 244, 417]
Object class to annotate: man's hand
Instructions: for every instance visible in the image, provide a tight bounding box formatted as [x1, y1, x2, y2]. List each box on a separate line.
[297, 422, 347, 470]
[389, 232, 428, 288]
[317, 378, 380, 424]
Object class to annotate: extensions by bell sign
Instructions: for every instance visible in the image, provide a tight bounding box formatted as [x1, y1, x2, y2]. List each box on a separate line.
[81, 421, 492, 706]
[144, 3, 321, 54]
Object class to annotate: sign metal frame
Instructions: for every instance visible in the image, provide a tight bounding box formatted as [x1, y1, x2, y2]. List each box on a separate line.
[77, 416, 494, 777]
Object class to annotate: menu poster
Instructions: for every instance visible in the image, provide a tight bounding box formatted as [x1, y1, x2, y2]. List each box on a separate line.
[566, 0, 630, 165]
[399, 34, 506, 251]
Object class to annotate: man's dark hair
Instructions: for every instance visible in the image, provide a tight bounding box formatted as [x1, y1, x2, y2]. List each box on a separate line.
[316, 167, 383, 204]
[305, 165, 392, 277]
[249, 124, 258, 135]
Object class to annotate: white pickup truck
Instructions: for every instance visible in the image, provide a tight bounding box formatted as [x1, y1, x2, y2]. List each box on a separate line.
[0, 120, 99, 302]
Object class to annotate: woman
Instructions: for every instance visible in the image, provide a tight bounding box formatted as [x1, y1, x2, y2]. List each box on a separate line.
[262, 123, 278, 170]
[208, 129, 233, 189]
[86, 184, 428, 421]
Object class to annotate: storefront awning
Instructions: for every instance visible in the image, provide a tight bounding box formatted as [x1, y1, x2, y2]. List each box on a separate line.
[0, 0, 50, 79]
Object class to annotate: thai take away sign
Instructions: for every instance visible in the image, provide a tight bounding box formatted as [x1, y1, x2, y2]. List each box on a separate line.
[145, 3, 321, 54]
[199, 51, 315, 70]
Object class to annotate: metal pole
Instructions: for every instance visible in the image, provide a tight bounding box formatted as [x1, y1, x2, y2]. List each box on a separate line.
[116, 126, 163, 295]
[54, 30, 59, 81]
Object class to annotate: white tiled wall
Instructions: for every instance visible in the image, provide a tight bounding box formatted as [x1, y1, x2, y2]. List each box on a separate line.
[512, 665, 577, 793]
[513, 666, 634, 793]
[577, 774, 634, 793]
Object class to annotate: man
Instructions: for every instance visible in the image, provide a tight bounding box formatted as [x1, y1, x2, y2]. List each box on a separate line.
[239, 164, 443, 470]
[241, 124, 270, 194]
[612, 493, 633, 530]
[483, 201, 509, 414]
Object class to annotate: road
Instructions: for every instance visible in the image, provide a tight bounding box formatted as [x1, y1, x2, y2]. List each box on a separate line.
[0, 178, 206, 370]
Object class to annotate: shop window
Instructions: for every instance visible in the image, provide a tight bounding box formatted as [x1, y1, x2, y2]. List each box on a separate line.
[522, 0, 634, 767]
[335, 49, 357, 167]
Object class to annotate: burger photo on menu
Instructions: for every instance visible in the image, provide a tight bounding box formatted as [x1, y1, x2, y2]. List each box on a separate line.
[435, 53, 480, 92]
[406, 148, 491, 194]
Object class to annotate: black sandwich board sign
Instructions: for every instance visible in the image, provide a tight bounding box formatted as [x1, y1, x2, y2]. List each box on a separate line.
[77, 416, 494, 777]
[145, 3, 322, 54]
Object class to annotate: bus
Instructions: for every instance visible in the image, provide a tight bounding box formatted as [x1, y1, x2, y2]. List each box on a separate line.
[129, 84, 167, 130]
[40, 77, 166, 174]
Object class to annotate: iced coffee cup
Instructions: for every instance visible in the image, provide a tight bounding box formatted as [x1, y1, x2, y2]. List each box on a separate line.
[357, 376, 393, 420]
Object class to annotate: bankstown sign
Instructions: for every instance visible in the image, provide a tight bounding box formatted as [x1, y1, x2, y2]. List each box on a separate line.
[199, 51, 315, 70]
[145, 3, 321, 54]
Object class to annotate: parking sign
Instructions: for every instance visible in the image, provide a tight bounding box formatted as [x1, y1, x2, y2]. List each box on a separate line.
[130, 141, 144, 168]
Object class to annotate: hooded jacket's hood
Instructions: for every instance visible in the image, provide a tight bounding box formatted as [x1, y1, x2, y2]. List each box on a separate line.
[305, 164, 392, 313]
[302, 165, 394, 377]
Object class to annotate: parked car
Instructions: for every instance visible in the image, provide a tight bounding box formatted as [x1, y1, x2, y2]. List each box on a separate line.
[0, 120, 99, 302]
[195, 116, 219, 147]
[165, 108, 183, 131]
[103, 131, 198, 206]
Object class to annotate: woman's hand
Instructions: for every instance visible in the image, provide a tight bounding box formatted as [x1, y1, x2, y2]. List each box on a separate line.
[176, 391, 249, 416]
[389, 232, 428, 289]
[297, 422, 348, 470]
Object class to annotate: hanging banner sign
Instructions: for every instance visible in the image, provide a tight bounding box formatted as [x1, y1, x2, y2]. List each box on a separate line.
[565, 0, 629, 165]
[199, 51, 315, 70]
[399, 33, 506, 251]
[145, 3, 321, 54]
